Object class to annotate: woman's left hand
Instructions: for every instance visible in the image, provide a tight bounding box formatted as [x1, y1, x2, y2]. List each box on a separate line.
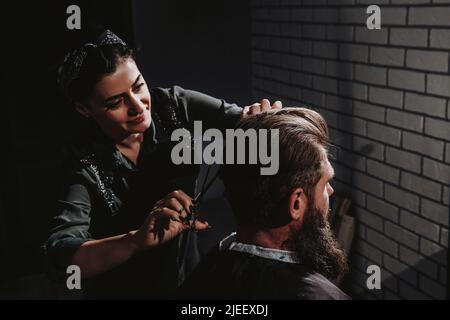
[241, 99, 282, 119]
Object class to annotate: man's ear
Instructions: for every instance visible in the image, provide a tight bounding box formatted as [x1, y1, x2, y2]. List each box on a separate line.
[289, 187, 307, 222]
[75, 103, 91, 118]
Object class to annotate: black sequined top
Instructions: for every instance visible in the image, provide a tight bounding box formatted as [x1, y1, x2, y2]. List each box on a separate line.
[43, 85, 242, 298]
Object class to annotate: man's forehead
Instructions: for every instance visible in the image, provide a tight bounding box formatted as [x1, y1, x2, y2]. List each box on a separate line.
[322, 158, 334, 177]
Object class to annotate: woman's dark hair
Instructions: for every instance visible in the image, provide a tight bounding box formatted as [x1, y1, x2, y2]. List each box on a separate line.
[67, 44, 134, 105]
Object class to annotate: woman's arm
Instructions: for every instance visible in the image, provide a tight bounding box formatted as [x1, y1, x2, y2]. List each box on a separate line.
[150, 86, 282, 134]
[43, 177, 94, 281]
[171, 85, 243, 130]
[71, 231, 137, 279]
[170, 86, 282, 129]
[44, 166, 207, 280]
[71, 190, 209, 279]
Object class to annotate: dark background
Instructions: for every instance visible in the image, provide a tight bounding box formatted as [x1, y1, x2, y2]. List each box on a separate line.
[133, 0, 251, 103]
[0, 0, 250, 298]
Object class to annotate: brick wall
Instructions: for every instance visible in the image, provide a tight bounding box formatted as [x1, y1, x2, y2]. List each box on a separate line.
[251, 0, 449, 299]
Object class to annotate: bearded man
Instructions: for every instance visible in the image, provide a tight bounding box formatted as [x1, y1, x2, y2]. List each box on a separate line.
[178, 107, 350, 300]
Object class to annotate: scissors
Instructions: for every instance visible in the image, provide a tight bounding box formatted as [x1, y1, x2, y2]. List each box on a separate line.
[182, 166, 219, 229]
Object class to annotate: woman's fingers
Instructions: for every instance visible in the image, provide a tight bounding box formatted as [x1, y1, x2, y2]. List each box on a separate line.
[248, 100, 270, 114]
[193, 220, 210, 231]
[272, 100, 282, 109]
[242, 99, 283, 118]
[150, 207, 184, 241]
[149, 190, 212, 242]
[161, 207, 183, 222]
[169, 190, 194, 213]
[260, 99, 271, 112]
[248, 104, 261, 115]
[156, 190, 194, 216]
[165, 197, 188, 218]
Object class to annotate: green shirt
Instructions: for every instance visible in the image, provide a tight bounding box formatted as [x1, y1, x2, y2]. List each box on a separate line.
[43, 86, 242, 298]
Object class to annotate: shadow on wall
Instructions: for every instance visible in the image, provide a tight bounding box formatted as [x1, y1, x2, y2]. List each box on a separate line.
[342, 232, 448, 300]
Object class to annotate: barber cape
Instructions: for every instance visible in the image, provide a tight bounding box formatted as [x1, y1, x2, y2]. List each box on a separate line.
[178, 233, 351, 300]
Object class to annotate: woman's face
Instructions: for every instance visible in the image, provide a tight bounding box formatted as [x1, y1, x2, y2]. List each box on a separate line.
[77, 58, 152, 140]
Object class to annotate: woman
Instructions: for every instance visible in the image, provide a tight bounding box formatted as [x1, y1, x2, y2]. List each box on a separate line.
[43, 30, 281, 299]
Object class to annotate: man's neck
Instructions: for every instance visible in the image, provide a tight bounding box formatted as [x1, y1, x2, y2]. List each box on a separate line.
[235, 225, 293, 251]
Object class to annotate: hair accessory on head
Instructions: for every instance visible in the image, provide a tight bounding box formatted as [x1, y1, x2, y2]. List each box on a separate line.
[57, 30, 127, 95]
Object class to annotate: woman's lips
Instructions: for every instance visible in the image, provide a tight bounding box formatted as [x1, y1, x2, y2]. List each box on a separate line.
[129, 115, 145, 125]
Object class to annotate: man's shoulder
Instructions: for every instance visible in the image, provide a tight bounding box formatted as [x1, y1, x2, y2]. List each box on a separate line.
[194, 249, 351, 300]
[180, 245, 351, 300]
[211, 242, 351, 300]
[237, 258, 350, 299]
[296, 271, 352, 300]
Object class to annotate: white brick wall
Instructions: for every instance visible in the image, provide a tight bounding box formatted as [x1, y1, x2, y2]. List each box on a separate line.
[251, 0, 449, 299]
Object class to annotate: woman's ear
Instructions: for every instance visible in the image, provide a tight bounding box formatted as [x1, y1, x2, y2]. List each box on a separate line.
[75, 103, 91, 118]
[289, 187, 307, 222]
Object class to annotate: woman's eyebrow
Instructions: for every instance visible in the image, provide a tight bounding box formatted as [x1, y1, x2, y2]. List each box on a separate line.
[103, 74, 142, 103]
[131, 74, 142, 87]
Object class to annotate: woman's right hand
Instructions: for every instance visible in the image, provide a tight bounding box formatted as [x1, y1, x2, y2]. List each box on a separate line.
[130, 190, 209, 251]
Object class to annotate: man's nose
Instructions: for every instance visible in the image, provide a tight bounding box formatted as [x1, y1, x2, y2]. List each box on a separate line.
[327, 183, 334, 196]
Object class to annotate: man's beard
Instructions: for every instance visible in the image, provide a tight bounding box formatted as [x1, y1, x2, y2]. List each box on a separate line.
[290, 205, 349, 281]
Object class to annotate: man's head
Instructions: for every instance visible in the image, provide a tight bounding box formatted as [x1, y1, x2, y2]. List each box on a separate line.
[221, 107, 347, 280]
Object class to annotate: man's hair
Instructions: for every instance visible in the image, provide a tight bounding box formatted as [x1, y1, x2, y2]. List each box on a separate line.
[220, 107, 330, 228]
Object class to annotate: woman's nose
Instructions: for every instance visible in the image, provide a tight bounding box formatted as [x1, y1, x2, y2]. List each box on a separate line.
[127, 93, 145, 114]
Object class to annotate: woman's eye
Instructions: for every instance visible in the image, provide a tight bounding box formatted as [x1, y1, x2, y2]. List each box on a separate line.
[106, 99, 122, 109]
[133, 83, 145, 92]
